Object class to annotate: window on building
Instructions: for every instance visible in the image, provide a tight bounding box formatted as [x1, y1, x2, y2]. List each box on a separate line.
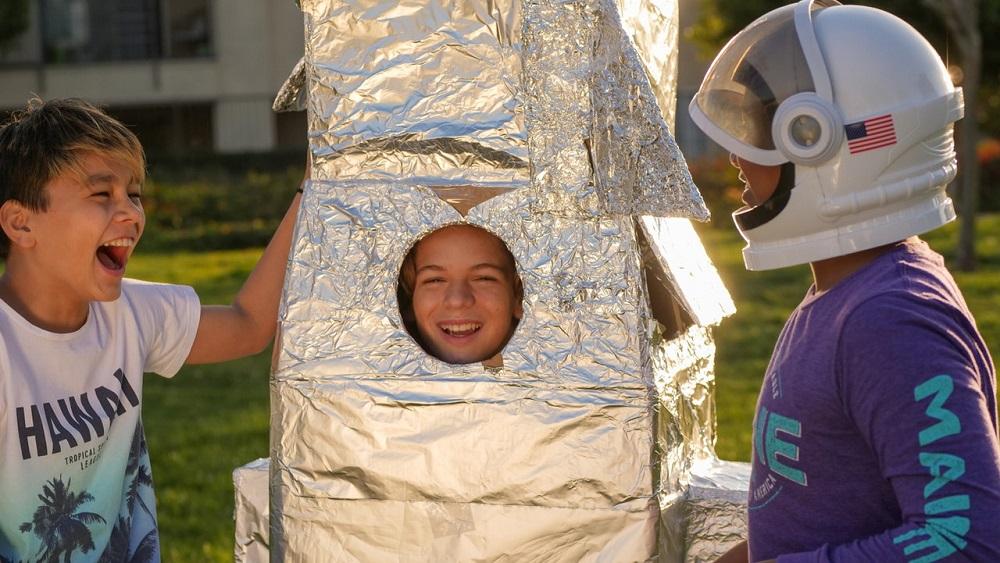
[110, 103, 214, 155]
[42, 0, 160, 63]
[26, 0, 213, 64]
[163, 0, 212, 58]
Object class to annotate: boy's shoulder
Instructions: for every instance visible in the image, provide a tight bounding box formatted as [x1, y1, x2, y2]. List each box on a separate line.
[835, 240, 982, 360]
[805, 239, 968, 345]
[116, 277, 199, 309]
[114, 278, 201, 338]
[839, 238, 956, 308]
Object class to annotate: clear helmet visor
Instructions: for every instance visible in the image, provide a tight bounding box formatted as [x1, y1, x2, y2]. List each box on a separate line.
[692, 3, 819, 153]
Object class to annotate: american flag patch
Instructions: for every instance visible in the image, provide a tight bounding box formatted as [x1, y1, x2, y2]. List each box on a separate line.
[845, 114, 897, 154]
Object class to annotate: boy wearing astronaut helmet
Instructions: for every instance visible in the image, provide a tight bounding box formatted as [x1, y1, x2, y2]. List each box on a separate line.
[690, 1, 1000, 562]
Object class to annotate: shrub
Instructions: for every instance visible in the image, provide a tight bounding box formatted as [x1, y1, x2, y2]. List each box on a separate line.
[139, 152, 304, 251]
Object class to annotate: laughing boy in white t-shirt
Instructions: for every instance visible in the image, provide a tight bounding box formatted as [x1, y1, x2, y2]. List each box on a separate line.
[0, 98, 302, 562]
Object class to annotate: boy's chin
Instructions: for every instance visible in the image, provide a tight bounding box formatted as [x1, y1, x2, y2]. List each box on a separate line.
[431, 345, 504, 366]
[415, 328, 507, 365]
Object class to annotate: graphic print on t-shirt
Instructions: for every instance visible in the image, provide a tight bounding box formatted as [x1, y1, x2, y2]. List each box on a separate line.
[4, 423, 159, 563]
[749, 369, 808, 510]
[16, 368, 139, 462]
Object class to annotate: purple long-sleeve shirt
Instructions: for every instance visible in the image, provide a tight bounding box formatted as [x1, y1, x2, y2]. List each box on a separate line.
[747, 238, 1000, 563]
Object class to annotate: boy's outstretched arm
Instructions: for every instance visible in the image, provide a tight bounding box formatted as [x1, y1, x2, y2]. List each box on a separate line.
[185, 173, 305, 364]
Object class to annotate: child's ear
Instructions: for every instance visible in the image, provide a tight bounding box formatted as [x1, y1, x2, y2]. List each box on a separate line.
[0, 201, 36, 250]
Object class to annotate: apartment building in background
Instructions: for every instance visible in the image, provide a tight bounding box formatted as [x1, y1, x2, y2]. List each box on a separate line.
[0, 0, 306, 155]
[0, 0, 715, 158]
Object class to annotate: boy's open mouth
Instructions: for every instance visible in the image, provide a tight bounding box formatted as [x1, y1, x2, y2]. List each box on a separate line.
[97, 238, 133, 272]
[440, 322, 482, 338]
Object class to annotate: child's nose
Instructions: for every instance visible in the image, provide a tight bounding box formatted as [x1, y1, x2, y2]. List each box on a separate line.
[114, 194, 143, 223]
[443, 281, 475, 308]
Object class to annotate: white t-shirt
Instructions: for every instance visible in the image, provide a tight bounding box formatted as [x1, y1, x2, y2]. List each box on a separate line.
[0, 279, 200, 563]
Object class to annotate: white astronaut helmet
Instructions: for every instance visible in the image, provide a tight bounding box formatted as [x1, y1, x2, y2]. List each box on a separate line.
[688, 0, 964, 270]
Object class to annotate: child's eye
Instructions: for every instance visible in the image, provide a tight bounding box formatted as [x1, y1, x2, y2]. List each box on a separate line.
[129, 193, 143, 202]
[474, 276, 499, 282]
[420, 277, 445, 285]
[91, 191, 110, 199]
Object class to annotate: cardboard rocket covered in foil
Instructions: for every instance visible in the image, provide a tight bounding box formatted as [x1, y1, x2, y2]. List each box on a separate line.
[236, 0, 751, 560]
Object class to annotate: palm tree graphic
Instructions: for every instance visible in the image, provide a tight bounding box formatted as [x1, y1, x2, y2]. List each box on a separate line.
[98, 518, 157, 563]
[18, 476, 106, 563]
[124, 425, 155, 522]
[102, 424, 159, 563]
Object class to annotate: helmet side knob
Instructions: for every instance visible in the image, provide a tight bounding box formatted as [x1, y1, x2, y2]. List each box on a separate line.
[772, 92, 844, 166]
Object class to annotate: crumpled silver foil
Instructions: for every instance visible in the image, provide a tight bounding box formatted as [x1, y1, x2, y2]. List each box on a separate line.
[251, 0, 750, 560]
[273, 57, 307, 113]
[616, 0, 681, 130]
[684, 459, 752, 562]
[587, 0, 702, 217]
[305, 0, 528, 190]
[520, 0, 706, 219]
[233, 458, 269, 563]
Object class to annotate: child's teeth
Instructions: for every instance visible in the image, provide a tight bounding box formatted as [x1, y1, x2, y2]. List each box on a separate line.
[102, 238, 132, 247]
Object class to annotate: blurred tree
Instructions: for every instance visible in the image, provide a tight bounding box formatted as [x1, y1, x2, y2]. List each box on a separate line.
[0, 0, 29, 56]
[689, 0, 999, 270]
[918, 0, 982, 270]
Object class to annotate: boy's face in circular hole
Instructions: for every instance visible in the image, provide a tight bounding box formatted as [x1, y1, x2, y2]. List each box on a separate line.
[411, 225, 522, 365]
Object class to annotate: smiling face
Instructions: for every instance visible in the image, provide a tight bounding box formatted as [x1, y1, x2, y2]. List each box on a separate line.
[406, 225, 522, 366]
[14, 151, 144, 315]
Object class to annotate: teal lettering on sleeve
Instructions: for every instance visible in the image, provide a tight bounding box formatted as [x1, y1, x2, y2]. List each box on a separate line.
[893, 516, 970, 563]
[919, 452, 965, 498]
[893, 374, 972, 563]
[914, 375, 960, 446]
[765, 412, 807, 486]
[925, 495, 970, 515]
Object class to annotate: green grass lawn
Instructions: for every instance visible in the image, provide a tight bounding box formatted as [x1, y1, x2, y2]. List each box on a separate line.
[134, 216, 1000, 561]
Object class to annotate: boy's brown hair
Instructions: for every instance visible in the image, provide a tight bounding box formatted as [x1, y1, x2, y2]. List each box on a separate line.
[0, 97, 146, 258]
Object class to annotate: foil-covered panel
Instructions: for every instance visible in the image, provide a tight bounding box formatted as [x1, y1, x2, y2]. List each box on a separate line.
[520, 0, 601, 215]
[588, 0, 705, 219]
[683, 459, 751, 563]
[273, 57, 307, 113]
[269, 0, 747, 559]
[297, 0, 706, 218]
[520, 0, 706, 219]
[272, 375, 653, 506]
[639, 217, 735, 327]
[233, 458, 269, 563]
[652, 325, 718, 496]
[278, 183, 649, 386]
[303, 0, 528, 188]
[616, 0, 680, 129]
[274, 496, 657, 562]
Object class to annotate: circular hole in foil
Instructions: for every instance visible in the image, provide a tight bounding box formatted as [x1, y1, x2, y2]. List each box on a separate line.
[398, 224, 523, 367]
